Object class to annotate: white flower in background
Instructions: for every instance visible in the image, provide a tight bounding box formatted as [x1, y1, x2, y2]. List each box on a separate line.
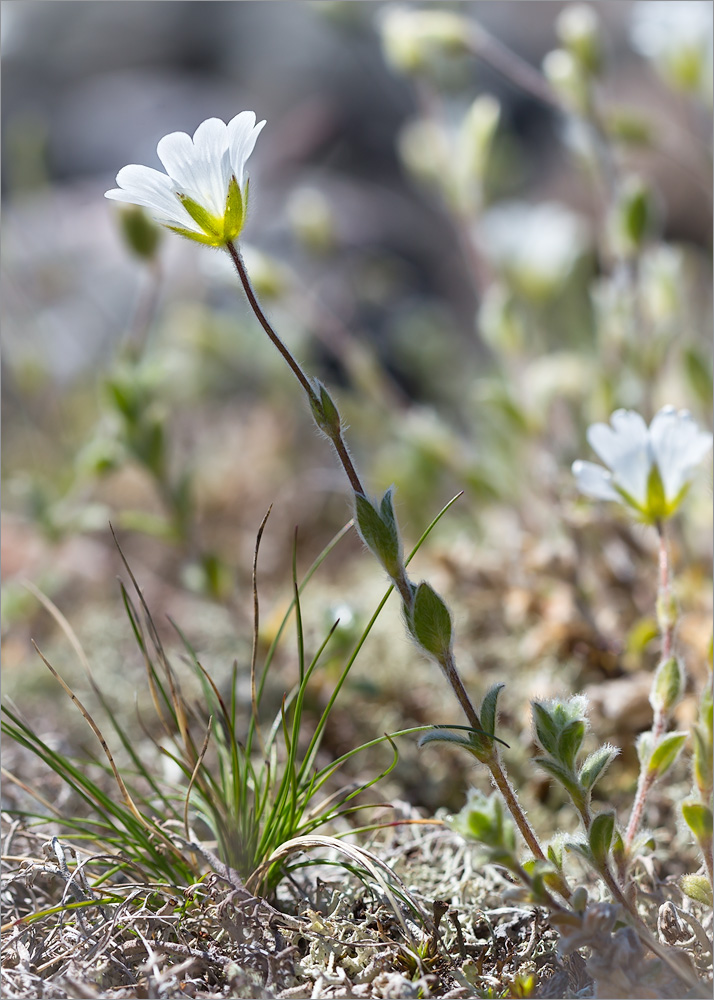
[630, 1, 713, 96]
[475, 201, 590, 300]
[573, 406, 713, 522]
[106, 112, 266, 247]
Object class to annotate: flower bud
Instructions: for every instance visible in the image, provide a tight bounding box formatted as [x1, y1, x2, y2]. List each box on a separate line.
[118, 205, 162, 261]
[380, 6, 471, 76]
[543, 48, 590, 114]
[610, 175, 658, 257]
[287, 187, 335, 254]
[556, 4, 603, 76]
[649, 656, 684, 715]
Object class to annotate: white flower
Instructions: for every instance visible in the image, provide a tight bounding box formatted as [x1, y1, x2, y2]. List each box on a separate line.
[105, 112, 266, 247]
[573, 406, 712, 522]
[630, 1, 713, 96]
[475, 201, 590, 300]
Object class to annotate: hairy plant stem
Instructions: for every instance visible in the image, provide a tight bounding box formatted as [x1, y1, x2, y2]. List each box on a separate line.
[231, 239, 554, 895]
[625, 524, 674, 851]
[227, 241, 365, 496]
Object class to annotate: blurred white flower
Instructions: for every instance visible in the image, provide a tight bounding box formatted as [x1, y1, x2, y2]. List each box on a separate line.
[106, 112, 266, 247]
[573, 406, 712, 522]
[475, 201, 590, 300]
[630, 1, 713, 96]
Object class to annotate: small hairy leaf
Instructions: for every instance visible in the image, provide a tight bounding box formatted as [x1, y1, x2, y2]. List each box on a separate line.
[479, 683, 504, 737]
[647, 731, 688, 779]
[680, 874, 713, 906]
[409, 581, 452, 659]
[557, 718, 586, 770]
[682, 800, 713, 844]
[532, 702, 559, 755]
[588, 811, 615, 865]
[579, 744, 619, 791]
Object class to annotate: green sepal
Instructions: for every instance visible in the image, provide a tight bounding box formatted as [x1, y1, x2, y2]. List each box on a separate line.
[479, 683, 504, 737]
[579, 744, 619, 791]
[681, 801, 713, 845]
[588, 810, 616, 866]
[118, 205, 162, 260]
[680, 874, 713, 906]
[409, 581, 453, 660]
[175, 193, 224, 241]
[647, 731, 688, 779]
[222, 175, 245, 242]
[167, 225, 224, 246]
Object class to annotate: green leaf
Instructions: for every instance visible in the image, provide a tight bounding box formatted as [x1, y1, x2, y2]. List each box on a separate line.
[557, 719, 587, 770]
[647, 731, 688, 779]
[579, 744, 619, 791]
[409, 581, 452, 660]
[680, 874, 713, 906]
[418, 730, 473, 751]
[588, 811, 615, 865]
[354, 491, 403, 578]
[479, 684, 504, 737]
[547, 837, 564, 872]
[533, 756, 582, 803]
[650, 657, 683, 714]
[309, 379, 342, 438]
[682, 801, 713, 845]
[532, 702, 559, 755]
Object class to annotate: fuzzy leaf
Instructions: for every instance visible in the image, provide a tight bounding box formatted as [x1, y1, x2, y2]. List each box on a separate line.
[681, 801, 713, 844]
[647, 731, 688, 779]
[579, 744, 619, 791]
[557, 719, 587, 770]
[547, 838, 564, 872]
[309, 380, 342, 438]
[533, 756, 582, 802]
[680, 874, 713, 906]
[588, 811, 615, 865]
[479, 683, 504, 737]
[354, 491, 402, 578]
[410, 582, 453, 660]
[532, 702, 559, 755]
[418, 730, 472, 751]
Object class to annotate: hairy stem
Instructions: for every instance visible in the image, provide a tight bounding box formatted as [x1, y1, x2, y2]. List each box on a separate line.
[228, 242, 366, 496]
[625, 523, 675, 850]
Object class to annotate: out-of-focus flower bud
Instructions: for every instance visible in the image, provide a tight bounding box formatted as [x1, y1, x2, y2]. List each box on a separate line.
[556, 4, 603, 76]
[610, 175, 659, 257]
[118, 205, 162, 261]
[543, 48, 590, 114]
[379, 6, 471, 76]
[287, 187, 336, 255]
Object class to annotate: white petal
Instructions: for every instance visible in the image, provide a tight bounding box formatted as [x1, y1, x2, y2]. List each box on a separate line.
[228, 112, 265, 188]
[105, 164, 196, 229]
[157, 129, 225, 217]
[191, 117, 233, 213]
[649, 407, 713, 501]
[587, 409, 651, 504]
[572, 460, 620, 501]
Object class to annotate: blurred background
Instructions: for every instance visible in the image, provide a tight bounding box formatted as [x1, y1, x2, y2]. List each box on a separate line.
[2, 1, 712, 817]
